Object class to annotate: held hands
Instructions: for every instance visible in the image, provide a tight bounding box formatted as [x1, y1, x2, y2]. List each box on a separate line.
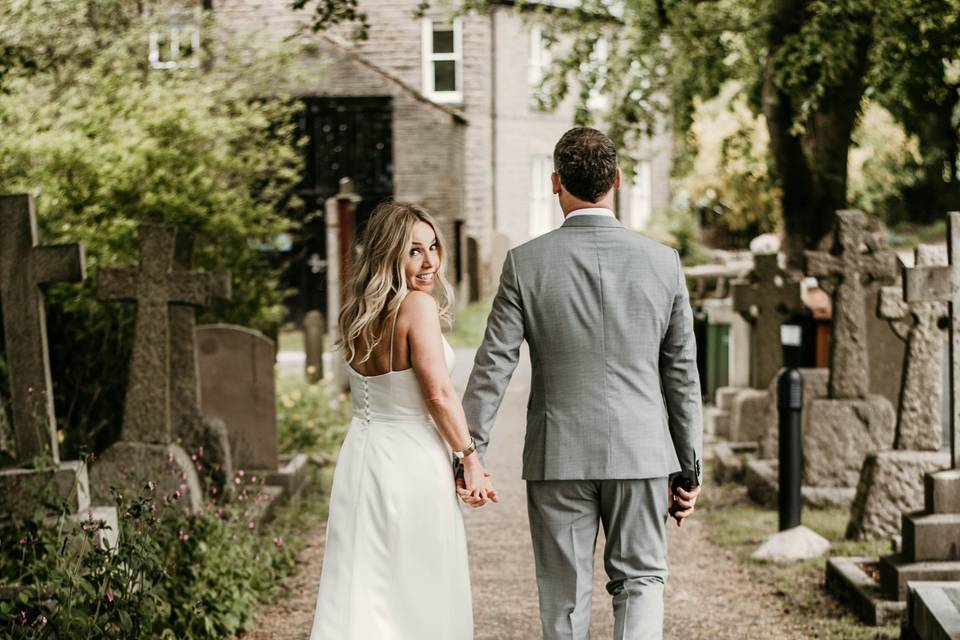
[668, 478, 700, 528]
[455, 456, 498, 508]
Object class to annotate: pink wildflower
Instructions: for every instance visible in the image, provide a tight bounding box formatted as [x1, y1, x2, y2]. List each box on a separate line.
[238, 469, 245, 477]
[173, 490, 182, 500]
[272, 536, 284, 549]
[106, 592, 115, 604]
[247, 521, 255, 529]
[167, 450, 174, 463]
[179, 530, 189, 541]
[146, 480, 156, 492]
[17, 611, 26, 625]
[179, 483, 187, 492]
[18, 537, 26, 546]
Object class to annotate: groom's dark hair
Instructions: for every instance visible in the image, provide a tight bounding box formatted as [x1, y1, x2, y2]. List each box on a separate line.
[553, 127, 617, 203]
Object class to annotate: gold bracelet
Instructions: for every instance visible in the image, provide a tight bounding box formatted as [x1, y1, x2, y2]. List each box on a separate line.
[453, 438, 477, 460]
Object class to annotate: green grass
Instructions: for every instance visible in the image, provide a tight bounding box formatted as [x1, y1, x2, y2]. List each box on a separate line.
[701, 462, 899, 639]
[888, 220, 947, 248]
[447, 299, 493, 349]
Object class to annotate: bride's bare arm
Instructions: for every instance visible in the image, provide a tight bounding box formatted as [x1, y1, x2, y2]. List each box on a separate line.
[404, 292, 491, 500]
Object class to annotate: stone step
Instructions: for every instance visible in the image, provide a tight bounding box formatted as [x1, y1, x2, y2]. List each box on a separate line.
[903, 511, 960, 562]
[715, 386, 743, 411]
[925, 469, 960, 514]
[879, 553, 960, 601]
[705, 407, 730, 438]
[904, 581, 960, 640]
[825, 556, 906, 626]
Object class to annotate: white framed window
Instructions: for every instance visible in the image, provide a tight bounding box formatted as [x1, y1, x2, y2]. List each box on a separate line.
[149, 9, 200, 70]
[627, 160, 653, 230]
[530, 156, 560, 238]
[529, 25, 552, 100]
[422, 19, 463, 103]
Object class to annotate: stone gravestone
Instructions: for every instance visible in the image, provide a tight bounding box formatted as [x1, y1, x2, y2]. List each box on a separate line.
[0, 194, 117, 546]
[169, 231, 234, 490]
[723, 252, 804, 442]
[802, 210, 897, 486]
[197, 325, 308, 495]
[825, 214, 960, 626]
[847, 245, 951, 539]
[89, 225, 211, 511]
[0, 194, 85, 463]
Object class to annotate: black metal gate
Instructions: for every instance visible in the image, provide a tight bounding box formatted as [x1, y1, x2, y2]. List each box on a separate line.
[278, 96, 394, 324]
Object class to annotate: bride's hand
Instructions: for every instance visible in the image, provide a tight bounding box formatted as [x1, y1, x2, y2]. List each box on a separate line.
[456, 459, 498, 508]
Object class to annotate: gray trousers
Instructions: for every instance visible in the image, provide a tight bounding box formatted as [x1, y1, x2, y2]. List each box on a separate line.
[526, 478, 669, 640]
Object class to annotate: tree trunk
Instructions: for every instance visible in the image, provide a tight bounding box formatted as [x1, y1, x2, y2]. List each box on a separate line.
[763, 0, 872, 268]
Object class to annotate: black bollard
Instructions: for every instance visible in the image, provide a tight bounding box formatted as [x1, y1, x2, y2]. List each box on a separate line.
[777, 324, 804, 531]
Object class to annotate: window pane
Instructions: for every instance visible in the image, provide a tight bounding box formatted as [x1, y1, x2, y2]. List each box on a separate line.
[434, 60, 457, 92]
[433, 26, 455, 54]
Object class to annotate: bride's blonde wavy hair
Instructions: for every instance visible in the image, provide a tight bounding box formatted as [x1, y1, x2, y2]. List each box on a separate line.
[337, 201, 455, 365]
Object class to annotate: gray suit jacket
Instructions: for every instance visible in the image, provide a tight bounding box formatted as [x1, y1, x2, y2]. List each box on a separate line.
[462, 214, 703, 484]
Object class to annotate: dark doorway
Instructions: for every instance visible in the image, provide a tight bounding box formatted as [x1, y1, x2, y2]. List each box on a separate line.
[278, 96, 395, 324]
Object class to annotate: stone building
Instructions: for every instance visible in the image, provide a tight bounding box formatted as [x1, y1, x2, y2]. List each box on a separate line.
[158, 0, 672, 307]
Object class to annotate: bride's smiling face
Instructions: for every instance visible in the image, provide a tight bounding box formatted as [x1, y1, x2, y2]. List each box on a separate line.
[405, 221, 440, 293]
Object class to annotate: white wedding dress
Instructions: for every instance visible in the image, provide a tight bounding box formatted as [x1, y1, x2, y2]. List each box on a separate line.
[310, 329, 473, 639]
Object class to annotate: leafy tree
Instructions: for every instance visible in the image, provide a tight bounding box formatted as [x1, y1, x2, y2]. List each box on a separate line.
[519, 0, 959, 264]
[0, 1, 306, 456]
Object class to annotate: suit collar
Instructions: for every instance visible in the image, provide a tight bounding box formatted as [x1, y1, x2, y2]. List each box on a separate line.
[561, 214, 624, 228]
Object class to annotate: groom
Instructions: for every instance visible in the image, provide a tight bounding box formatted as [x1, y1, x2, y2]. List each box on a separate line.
[461, 127, 703, 639]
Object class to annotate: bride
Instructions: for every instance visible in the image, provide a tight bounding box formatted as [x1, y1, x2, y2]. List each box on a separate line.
[310, 201, 496, 639]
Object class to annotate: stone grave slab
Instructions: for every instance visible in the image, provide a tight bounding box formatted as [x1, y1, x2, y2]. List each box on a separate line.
[803, 396, 896, 487]
[728, 388, 771, 442]
[0, 460, 90, 520]
[847, 450, 950, 540]
[759, 368, 829, 459]
[825, 556, 907, 625]
[88, 442, 202, 512]
[904, 582, 960, 640]
[196, 324, 279, 473]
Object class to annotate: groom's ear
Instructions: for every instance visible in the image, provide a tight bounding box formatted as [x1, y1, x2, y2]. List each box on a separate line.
[613, 166, 622, 190]
[551, 171, 562, 195]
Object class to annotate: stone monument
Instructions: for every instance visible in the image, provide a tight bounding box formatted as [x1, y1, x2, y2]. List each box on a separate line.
[721, 252, 804, 442]
[0, 194, 117, 547]
[826, 212, 960, 626]
[847, 245, 951, 539]
[89, 224, 212, 511]
[801, 210, 897, 487]
[169, 231, 234, 490]
[197, 325, 309, 497]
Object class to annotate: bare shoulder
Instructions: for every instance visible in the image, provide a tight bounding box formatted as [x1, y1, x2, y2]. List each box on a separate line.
[398, 291, 440, 324]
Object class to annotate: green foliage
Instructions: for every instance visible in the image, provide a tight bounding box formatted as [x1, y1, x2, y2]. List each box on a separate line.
[448, 300, 493, 349]
[0, 1, 307, 457]
[680, 80, 782, 234]
[0, 454, 299, 639]
[276, 377, 352, 459]
[643, 208, 712, 266]
[848, 101, 925, 223]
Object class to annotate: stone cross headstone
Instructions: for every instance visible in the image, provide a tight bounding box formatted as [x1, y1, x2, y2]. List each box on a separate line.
[97, 225, 211, 443]
[0, 194, 86, 463]
[169, 232, 232, 481]
[732, 252, 803, 389]
[903, 211, 960, 469]
[805, 210, 898, 400]
[879, 245, 948, 451]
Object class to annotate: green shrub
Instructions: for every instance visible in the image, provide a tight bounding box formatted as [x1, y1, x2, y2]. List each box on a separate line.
[0, 2, 308, 458]
[0, 453, 297, 639]
[276, 377, 352, 460]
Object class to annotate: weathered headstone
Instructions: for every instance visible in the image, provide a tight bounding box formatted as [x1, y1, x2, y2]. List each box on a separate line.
[805, 210, 899, 399]
[0, 194, 115, 538]
[169, 231, 233, 487]
[304, 310, 324, 383]
[732, 252, 803, 390]
[845, 245, 952, 540]
[197, 324, 309, 497]
[197, 325, 278, 471]
[799, 211, 897, 486]
[903, 212, 960, 469]
[880, 245, 948, 451]
[0, 194, 86, 462]
[91, 225, 208, 510]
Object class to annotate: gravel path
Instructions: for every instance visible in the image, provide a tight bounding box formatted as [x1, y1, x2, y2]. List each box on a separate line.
[242, 348, 809, 639]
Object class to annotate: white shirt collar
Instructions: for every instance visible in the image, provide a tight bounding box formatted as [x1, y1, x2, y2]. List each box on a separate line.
[565, 207, 616, 219]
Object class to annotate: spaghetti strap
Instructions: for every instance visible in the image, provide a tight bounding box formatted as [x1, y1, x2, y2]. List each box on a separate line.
[388, 292, 407, 373]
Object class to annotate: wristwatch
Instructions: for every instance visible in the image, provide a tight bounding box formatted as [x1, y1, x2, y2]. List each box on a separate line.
[453, 437, 477, 460]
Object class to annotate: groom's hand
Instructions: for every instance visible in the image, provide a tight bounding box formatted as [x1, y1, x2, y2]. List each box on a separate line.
[668, 479, 700, 528]
[456, 470, 498, 508]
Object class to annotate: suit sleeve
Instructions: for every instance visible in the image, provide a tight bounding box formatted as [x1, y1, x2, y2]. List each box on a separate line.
[461, 249, 525, 464]
[658, 249, 704, 485]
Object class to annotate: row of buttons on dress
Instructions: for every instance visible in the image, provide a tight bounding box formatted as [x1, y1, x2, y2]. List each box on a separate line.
[362, 377, 372, 425]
